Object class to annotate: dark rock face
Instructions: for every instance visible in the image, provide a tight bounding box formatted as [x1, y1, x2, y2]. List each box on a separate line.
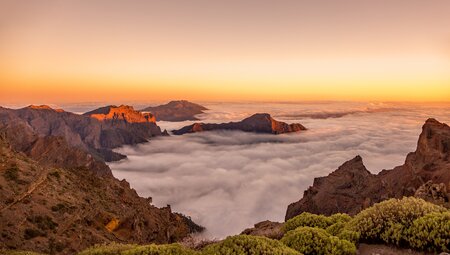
[0, 124, 201, 254]
[241, 220, 284, 240]
[414, 181, 449, 206]
[141, 100, 208, 121]
[0, 105, 163, 162]
[173, 113, 306, 135]
[286, 118, 450, 220]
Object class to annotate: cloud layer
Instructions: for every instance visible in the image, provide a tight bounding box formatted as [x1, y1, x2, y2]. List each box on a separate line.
[109, 102, 450, 238]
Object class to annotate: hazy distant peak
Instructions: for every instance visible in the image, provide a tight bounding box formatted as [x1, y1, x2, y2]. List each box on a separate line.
[141, 100, 208, 121]
[26, 105, 64, 112]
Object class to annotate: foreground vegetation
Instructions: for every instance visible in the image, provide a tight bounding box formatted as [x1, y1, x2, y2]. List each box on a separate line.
[4, 197, 449, 255]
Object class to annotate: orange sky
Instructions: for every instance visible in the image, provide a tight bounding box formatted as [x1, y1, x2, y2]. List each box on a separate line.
[1, 0, 449, 103]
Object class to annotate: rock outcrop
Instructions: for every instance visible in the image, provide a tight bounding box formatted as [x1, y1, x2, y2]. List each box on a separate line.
[0, 123, 201, 254]
[286, 118, 450, 220]
[0, 105, 163, 162]
[84, 105, 156, 123]
[241, 221, 284, 240]
[141, 100, 208, 121]
[173, 113, 306, 135]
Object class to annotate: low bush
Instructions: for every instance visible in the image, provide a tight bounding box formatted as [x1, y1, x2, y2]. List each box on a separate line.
[325, 222, 346, 236]
[3, 165, 19, 181]
[329, 214, 351, 224]
[77, 243, 137, 255]
[202, 235, 299, 255]
[336, 230, 360, 244]
[283, 212, 332, 232]
[406, 211, 450, 252]
[122, 244, 198, 255]
[346, 197, 447, 245]
[281, 227, 356, 255]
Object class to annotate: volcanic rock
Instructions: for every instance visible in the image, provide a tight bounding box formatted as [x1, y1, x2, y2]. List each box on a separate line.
[173, 113, 306, 135]
[241, 220, 284, 240]
[0, 128, 201, 254]
[0, 105, 163, 162]
[286, 118, 450, 220]
[84, 105, 156, 123]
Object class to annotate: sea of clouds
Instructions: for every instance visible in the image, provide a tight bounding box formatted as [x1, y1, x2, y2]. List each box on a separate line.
[108, 101, 450, 238]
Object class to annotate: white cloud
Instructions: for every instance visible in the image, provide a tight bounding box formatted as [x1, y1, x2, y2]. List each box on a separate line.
[109, 102, 450, 238]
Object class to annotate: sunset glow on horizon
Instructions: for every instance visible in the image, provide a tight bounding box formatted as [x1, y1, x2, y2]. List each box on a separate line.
[1, 0, 449, 104]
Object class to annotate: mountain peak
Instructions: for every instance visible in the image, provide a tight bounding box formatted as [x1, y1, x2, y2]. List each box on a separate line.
[140, 100, 208, 121]
[84, 105, 156, 123]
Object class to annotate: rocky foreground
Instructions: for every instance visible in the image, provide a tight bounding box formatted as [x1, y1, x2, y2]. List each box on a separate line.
[286, 118, 450, 219]
[0, 105, 202, 254]
[173, 113, 306, 135]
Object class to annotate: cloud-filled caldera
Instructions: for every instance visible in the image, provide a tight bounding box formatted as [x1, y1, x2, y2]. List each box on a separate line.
[109, 102, 450, 238]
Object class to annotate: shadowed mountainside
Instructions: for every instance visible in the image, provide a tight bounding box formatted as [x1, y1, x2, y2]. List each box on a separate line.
[0, 123, 202, 254]
[140, 100, 208, 121]
[286, 118, 450, 220]
[0, 105, 163, 162]
[172, 113, 306, 135]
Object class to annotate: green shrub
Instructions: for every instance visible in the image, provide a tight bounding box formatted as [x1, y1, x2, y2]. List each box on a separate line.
[202, 235, 299, 255]
[283, 212, 332, 232]
[336, 230, 360, 244]
[122, 244, 198, 255]
[77, 243, 138, 255]
[326, 236, 356, 255]
[346, 197, 447, 245]
[78, 243, 198, 255]
[281, 227, 356, 255]
[406, 211, 450, 252]
[329, 214, 351, 224]
[325, 222, 346, 236]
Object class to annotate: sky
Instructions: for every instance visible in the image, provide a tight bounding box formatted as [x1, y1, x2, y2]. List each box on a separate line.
[1, 0, 449, 103]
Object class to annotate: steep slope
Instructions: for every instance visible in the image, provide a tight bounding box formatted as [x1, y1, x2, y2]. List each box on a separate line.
[140, 100, 208, 121]
[0, 133, 201, 254]
[286, 118, 450, 220]
[0, 105, 163, 161]
[173, 113, 306, 135]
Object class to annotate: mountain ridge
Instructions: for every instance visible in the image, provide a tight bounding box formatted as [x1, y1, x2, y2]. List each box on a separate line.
[173, 113, 306, 135]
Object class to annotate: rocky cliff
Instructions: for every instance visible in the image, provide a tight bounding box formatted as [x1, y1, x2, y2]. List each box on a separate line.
[0, 122, 201, 254]
[0, 105, 163, 162]
[84, 105, 156, 123]
[285, 118, 450, 220]
[140, 100, 208, 121]
[173, 113, 306, 135]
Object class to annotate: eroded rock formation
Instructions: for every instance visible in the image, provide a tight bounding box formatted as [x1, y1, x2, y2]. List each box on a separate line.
[286, 118, 450, 220]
